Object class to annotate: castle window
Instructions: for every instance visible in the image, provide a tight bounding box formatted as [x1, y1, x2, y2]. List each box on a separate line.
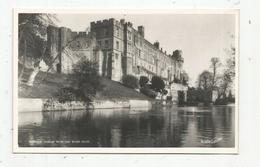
[134, 35, 138, 45]
[127, 31, 131, 41]
[96, 30, 100, 37]
[116, 41, 119, 49]
[116, 27, 119, 36]
[104, 29, 109, 36]
[152, 57, 155, 64]
[137, 66, 140, 74]
[127, 42, 131, 52]
[115, 53, 119, 59]
[98, 41, 102, 48]
[105, 40, 109, 48]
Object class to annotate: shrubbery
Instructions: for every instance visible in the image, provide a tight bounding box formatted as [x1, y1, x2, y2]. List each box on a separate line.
[55, 87, 89, 103]
[140, 85, 157, 98]
[151, 76, 165, 93]
[139, 76, 149, 87]
[122, 75, 139, 89]
[55, 87, 76, 103]
[186, 87, 212, 106]
[138, 76, 168, 99]
[214, 98, 228, 105]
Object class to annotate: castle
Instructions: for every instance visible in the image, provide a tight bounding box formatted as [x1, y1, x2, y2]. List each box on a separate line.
[46, 18, 188, 101]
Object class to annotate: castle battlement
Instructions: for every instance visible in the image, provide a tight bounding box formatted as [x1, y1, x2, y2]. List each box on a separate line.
[91, 18, 115, 27]
[90, 18, 130, 29]
[48, 25, 93, 39]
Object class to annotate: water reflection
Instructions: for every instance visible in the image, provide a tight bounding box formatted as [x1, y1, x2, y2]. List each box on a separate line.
[18, 106, 235, 147]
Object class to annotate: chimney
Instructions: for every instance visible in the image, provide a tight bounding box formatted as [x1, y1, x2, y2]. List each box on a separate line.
[138, 26, 144, 37]
[154, 41, 159, 49]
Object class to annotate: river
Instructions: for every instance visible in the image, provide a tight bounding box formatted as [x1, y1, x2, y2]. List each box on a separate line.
[18, 105, 235, 147]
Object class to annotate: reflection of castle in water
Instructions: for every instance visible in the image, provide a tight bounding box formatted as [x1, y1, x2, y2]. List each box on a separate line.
[18, 106, 235, 147]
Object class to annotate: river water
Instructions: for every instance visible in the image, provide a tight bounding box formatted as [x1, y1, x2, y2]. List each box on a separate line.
[18, 105, 235, 147]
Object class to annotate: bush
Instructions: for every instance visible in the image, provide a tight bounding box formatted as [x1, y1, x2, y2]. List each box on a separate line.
[140, 86, 157, 98]
[122, 75, 139, 89]
[186, 87, 212, 105]
[55, 87, 92, 104]
[55, 87, 76, 103]
[166, 96, 172, 101]
[214, 98, 228, 105]
[151, 76, 165, 92]
[139, 76, 149, 87]
[162, 89, 168, 95]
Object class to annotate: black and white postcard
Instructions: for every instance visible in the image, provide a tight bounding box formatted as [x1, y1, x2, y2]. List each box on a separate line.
[13, 9, 239, 153]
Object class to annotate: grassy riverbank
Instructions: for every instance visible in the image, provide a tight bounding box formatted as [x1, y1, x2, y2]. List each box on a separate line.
[19, 68, 151, 101]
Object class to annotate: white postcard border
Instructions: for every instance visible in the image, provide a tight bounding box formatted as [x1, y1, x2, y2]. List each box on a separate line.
[13, 8, 239, 154]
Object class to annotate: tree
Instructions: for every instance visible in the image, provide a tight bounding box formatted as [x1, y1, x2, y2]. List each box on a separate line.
[210, 57, 221, 89]
[218, 70, 233, 99]
[224, 34, 236, 80]
[181, 71, 189, 85]
[197, 70, 213, 90]
[226, 47, 235, 79]
[122, 75, 139, 89]
[139, 76, 149, 87]
[197, 70, 214, 104]
[18, 13, 57, 84]
[72, 59, 103, 101]
[172, 50, 183, 60]
[217, 36, 236, 100]
[151, 76, 165, 92]
[223, 46, 235, 94]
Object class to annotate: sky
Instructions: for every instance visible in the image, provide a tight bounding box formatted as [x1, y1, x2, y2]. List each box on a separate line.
[55, 13, 236, 86]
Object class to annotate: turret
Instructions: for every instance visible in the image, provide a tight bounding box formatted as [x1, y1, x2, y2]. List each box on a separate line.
[138, 26, 144, 37]
[154, 41, 160, 49]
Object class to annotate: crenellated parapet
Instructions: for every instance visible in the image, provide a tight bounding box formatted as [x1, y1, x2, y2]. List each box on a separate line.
[91, 18, 126, 29]
[47, 26, 96, 49]
[91, 18, 115, 27]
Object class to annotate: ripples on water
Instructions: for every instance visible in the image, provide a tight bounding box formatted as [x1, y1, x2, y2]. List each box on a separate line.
[18, 105, 235, 147]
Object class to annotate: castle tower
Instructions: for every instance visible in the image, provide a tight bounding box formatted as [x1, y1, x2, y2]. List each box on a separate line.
[122, 22, 134, 76]
[46, 25, 62, 73]
[90, 18, 124, 81]
[46, 25, 104, 74]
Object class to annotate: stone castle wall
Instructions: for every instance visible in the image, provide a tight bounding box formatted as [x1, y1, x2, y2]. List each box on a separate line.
[90, 18, 185, 83]
[46, 26, 107, 76]
[46, 19, 188, 103]
[47, 18, 186, 85]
